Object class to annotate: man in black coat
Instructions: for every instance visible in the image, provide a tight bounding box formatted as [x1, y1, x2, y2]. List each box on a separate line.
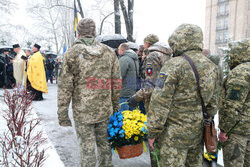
[0, 49, 15, 88]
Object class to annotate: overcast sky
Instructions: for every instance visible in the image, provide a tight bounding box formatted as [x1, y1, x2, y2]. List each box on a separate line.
[11, 0, 206, 46]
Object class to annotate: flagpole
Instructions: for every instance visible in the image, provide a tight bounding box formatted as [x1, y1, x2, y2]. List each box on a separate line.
[74, 0, 76, 38]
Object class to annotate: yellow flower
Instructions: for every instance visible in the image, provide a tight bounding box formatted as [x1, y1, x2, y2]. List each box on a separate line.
[134, 136, 139, 141]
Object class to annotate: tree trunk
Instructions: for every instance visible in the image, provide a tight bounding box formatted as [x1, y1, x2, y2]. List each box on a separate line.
[76, 0, 84, 18]
[128, 0, 134, 39]
[119, 0, 134, 41]
[114, 0, 121, 34]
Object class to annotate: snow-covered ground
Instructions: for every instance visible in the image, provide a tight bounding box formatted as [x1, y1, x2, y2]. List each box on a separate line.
[0, 85, 224, 167]
[22, 84, 151, 167]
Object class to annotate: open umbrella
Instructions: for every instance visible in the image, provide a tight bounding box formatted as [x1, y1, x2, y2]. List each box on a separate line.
[128, 42, 139, 52]
[96, 34, 128, 49]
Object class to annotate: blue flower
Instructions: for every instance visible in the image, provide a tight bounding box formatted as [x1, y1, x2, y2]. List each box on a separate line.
[109, 116, 116, 123]
[141, 127, 145, 132]
[117, 114, 123, 121]
[114, 112, 120, 117]
[113, 121, 118, 127]
[114, 128, 119, 134]
[117, 121, 123, 128]
[109, 130, 115, 137]
[108, 124, 113, 129]
[119, 134, 124, 138]
[119, 129, 125, 134]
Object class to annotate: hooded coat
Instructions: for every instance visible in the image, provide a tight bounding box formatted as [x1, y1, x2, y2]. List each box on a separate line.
[219, 39, 250, 136]
[147, 24, 220, 147]
[57, 37, 121, 124]
[119, 49, 139, 97]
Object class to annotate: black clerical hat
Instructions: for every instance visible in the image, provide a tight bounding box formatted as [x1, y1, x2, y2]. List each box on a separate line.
[34, 43, 41, 50]
[13, 44, 20, 48]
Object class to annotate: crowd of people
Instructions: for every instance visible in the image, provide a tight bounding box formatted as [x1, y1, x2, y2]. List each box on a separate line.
[1, 17, 248, 167]
[0, 44, 63, 96]
[57, 18, 249, 167]
[0, 44, 48, 100]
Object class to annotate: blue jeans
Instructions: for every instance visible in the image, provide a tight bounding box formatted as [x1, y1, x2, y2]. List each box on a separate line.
[46, 70, 53, 82]
[119, 97, 135, 112]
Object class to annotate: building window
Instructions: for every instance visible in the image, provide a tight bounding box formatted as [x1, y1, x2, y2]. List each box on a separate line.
[218, 32, 223, 41]
[224, 31, 228, 42]
[219, 19, 224, 29]
[219, 5, 225, 15]
[224, 18, 228, 28]
[225, 4, 229, 14]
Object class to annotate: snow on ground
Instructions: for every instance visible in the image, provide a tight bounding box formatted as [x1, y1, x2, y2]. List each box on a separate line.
[0, 85, 225, 167]
[31, 84, 151, 167]
[0, 90, 64, 167]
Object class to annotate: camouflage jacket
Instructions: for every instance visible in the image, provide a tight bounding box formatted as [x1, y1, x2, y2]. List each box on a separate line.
[57, 37, 121, 124]
[147, 24, 220, 148]
[134, 43, 172, 112]
[219, 39, 250, 136]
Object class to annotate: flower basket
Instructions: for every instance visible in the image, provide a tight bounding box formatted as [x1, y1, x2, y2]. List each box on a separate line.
[116, 143, 143, 159]
[107, 106, 147, 159]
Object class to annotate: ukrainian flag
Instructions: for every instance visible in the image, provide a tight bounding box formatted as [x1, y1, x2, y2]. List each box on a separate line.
[74, 0, 79, 37]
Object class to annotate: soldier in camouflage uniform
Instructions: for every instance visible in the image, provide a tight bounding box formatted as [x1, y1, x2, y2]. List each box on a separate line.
[219, 39, 250, 167]
[128, 38, 172, 113]
[57, 18, 121, 167]
[147, 24, 220, 167]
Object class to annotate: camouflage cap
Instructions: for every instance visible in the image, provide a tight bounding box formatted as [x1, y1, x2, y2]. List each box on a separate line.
[144, 34, 159, 45]
[77, 18, 96, 37]
[168, 24, 203, 57]
[228, 38, 250, 69]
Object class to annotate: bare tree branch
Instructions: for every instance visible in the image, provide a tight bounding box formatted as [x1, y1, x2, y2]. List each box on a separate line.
[99, 12, 114, 35]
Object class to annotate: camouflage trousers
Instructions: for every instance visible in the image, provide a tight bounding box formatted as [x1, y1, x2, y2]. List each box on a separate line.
[223, 133, 250, 167]
[150, 140, 203, 167]
[75, 120, 113, 167]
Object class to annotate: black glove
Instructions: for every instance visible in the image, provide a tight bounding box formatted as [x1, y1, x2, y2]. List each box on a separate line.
[127, 96, 138, 108]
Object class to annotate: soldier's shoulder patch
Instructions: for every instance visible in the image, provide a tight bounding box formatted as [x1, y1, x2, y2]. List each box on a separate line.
[156, 73, 168, 89]
[146, 63, 153, 76]
[159, 73, 167, 79]
[228, 85, 242, 101]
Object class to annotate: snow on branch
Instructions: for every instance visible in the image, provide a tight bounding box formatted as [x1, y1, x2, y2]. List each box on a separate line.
[0, 89, 49, 167]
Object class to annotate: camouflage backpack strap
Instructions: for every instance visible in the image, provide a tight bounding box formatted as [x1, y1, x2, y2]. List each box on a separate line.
[181, 54, 209, 120]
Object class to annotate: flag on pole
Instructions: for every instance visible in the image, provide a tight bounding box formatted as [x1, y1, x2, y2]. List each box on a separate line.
[74, 0, 79, 38]
[63, 44, 66, 55]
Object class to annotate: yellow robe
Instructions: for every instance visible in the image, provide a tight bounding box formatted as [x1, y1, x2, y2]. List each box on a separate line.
[27, 51, 48, 93]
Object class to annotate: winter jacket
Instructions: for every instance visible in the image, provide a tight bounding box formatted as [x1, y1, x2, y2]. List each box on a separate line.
[119, 49, 139, 97]
[219, 39, 250, 136]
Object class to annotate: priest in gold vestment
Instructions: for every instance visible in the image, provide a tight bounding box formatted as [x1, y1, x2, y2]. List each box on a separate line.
[27, 44, 47, 101]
